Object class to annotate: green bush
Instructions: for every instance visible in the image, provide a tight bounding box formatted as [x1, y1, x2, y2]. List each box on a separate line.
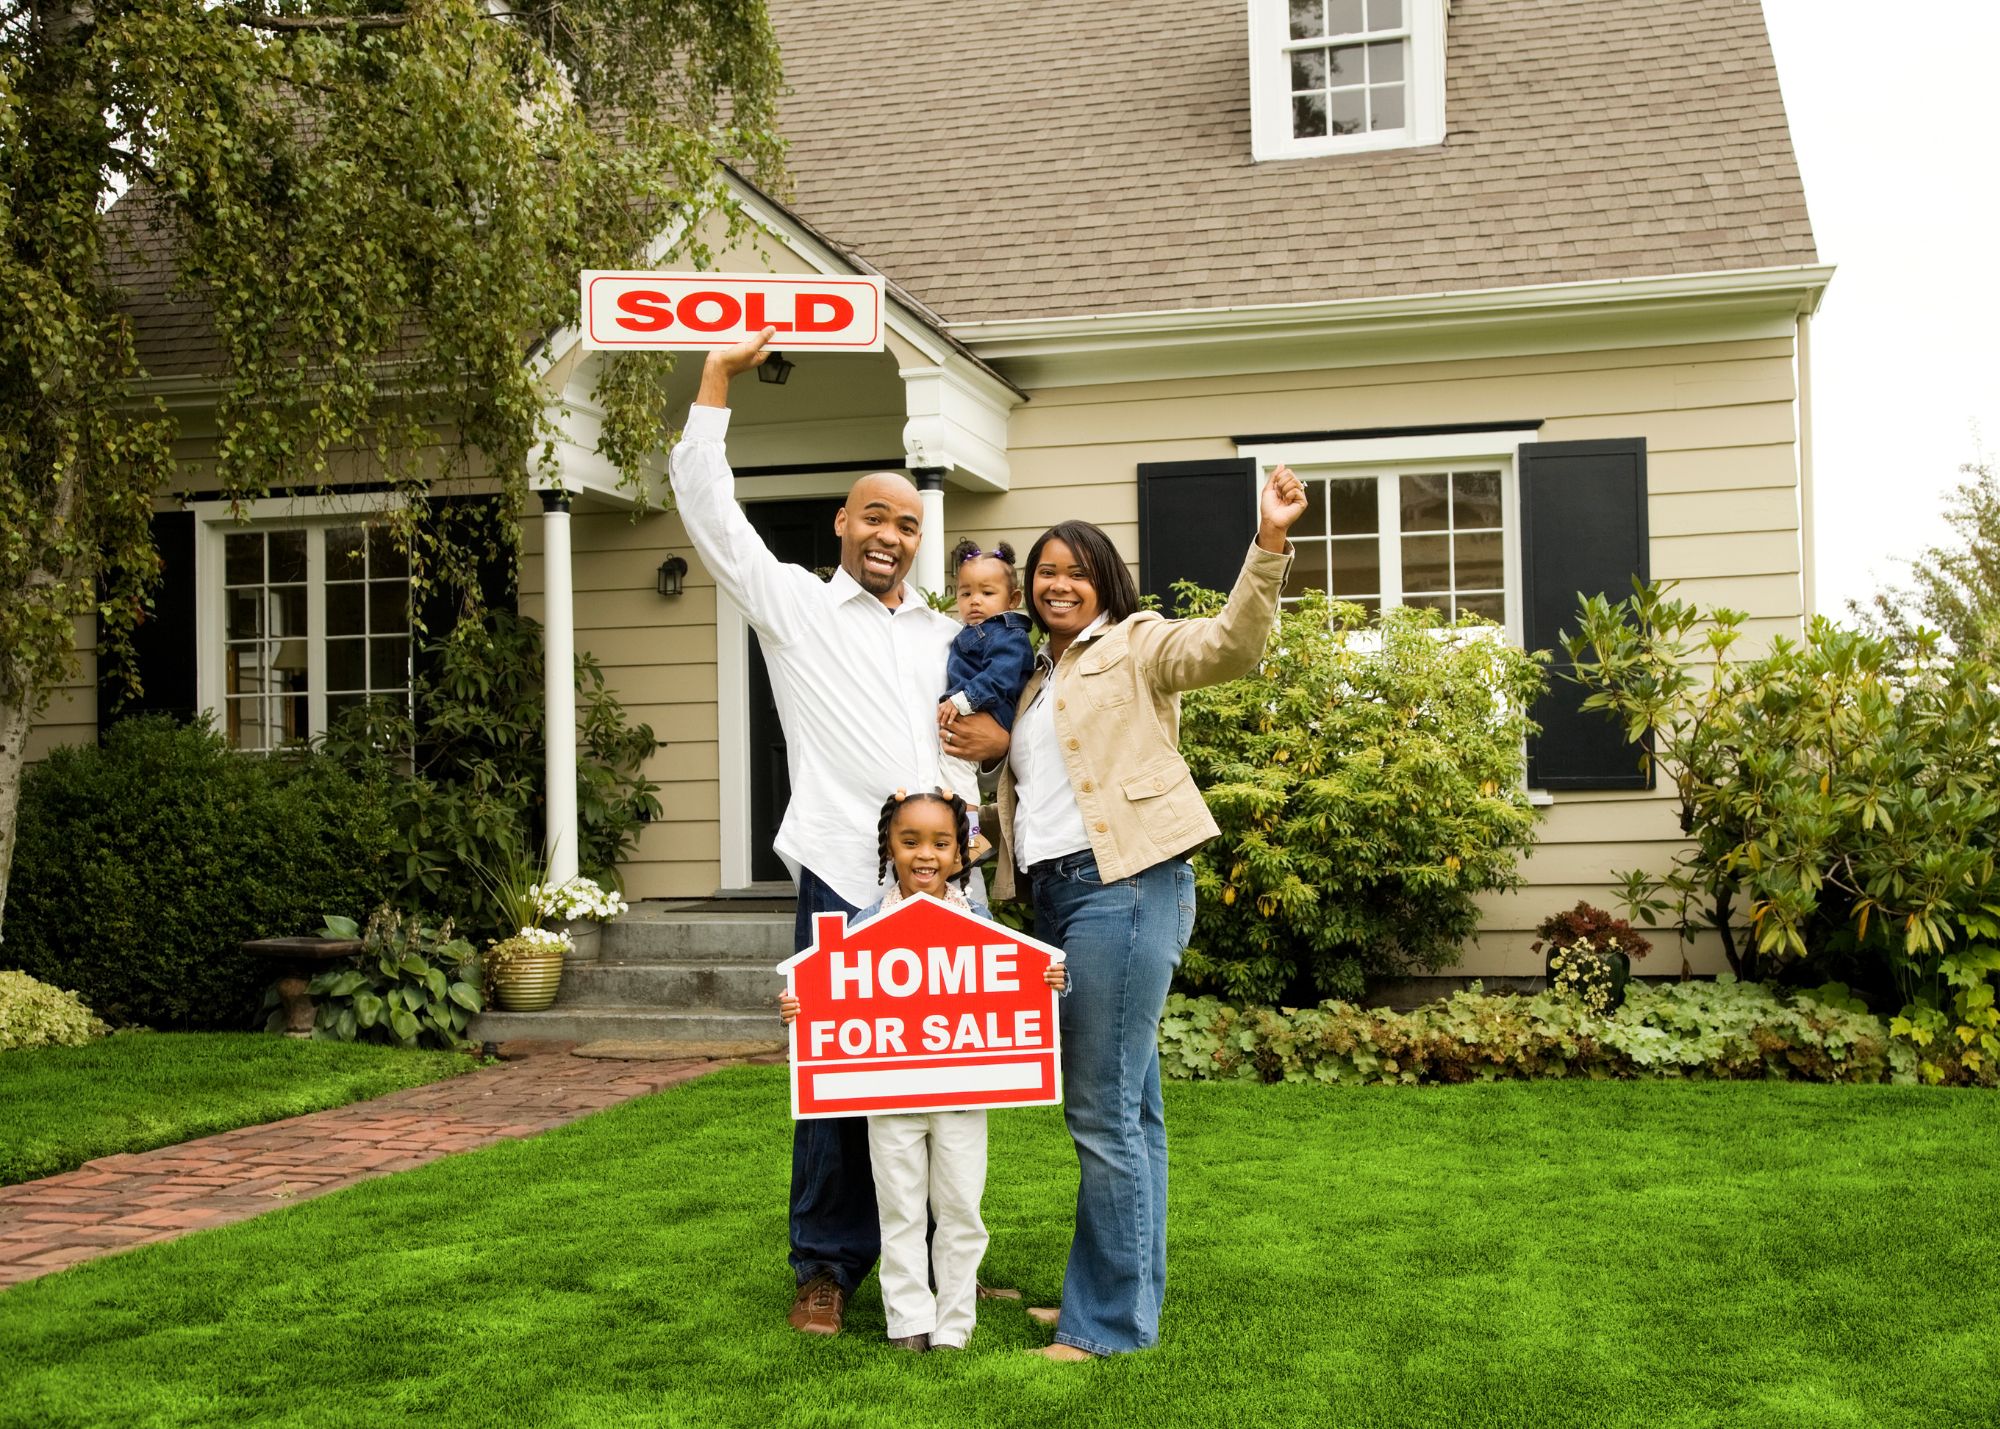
[1175, 590, 1545, 1004]
[318, 610, 659, 940]
[0, 970, 110, 1050]
[293, 910, 482, 1050]
[5, 717, 397, 1029]
[1159, 976, 1931, 1086]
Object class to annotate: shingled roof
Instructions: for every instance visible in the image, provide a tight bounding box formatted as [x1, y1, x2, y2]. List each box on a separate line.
[765, 0, 1818, 324]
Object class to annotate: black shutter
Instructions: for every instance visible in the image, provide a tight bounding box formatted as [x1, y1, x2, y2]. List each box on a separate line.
[98, 511, 198, 732]
[1519, 438, 1651, 790]
[1136, 458, 1258, 614]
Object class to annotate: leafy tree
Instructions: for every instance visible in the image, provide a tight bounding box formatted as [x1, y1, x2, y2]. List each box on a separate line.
[0, 0, 784, 937]
[1850, 458, 2000, 658]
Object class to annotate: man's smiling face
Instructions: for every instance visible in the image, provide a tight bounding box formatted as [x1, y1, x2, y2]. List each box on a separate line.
[835, 474, 923, 601]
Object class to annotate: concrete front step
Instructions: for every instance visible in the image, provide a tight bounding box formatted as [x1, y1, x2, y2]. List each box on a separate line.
[556, 962, 783, 1012]
[601, 910, 794, 964]
[469, 1005, 785, 1046]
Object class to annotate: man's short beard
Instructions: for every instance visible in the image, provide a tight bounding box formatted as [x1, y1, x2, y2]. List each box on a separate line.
[848, 553, 899, 593]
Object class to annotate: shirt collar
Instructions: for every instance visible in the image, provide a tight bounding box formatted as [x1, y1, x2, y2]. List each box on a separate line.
[1036, 613, 1110, 674]
[826, 564, 932, 617]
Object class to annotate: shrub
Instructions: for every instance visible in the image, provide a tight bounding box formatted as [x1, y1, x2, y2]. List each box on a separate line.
[297, 910, 482, 1050]
[1158, 976, 1931, 1086]
[1175, 590, 1545, 1004]
[0, 971, 111, 1050]
[318, 610, 659, 941]
[5, 717, 398, 1029]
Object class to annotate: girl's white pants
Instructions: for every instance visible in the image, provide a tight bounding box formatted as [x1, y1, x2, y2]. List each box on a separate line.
[867, 1109, 989, 1347]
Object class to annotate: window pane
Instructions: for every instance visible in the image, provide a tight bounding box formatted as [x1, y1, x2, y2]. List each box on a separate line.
[1328, 537, 1380, 596]
[1291, 48, 1328, 90]
[1457, 592, 1505, 624]
[1327, 43, 1365, 86]
[225, 533, 263, 587]
[1368, 39, 1404, 82]
[1455, 530, 1505, 591]
[1284, 541, 1329, 599]
[327, 692, 364, 729]
[226, 643, 265, 696]
[327, 638, 367, 692]
[327, 583, 366, 637]
[369, 580, 409, 635]
[1326, 477, 1377, 535]
[371, 636, 410, 692]
[227, 698, 267, 752]
[1294, 479, 1328, 538]
[1453, 471, 1503, 528]
[1366, 0, 1403, 32]
[269, 529, 308, 584]
[1400, 473, 1449, 531]
[274, 585, 308, 639]
[1289, 0, 1323, 40]
[1293, 93, 1329, 138]
[1405, 593, 1450, 619]
[1326, 0, 1363, 37]
[327, 527, 366, 581]
[277, 694, 308, 744]
[1327, 89, 1365, 134]
[272, 639, 309, 689]
[228, 590, 264, 641]
[1402, 533, 1450, 592]
[1371, 82, 1405, 131]
[367, 525, 409, 579]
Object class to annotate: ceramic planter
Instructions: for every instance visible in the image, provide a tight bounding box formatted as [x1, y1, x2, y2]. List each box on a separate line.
[494, 947, 566, 1012]
[1543, 945, 1631, 1013]
[558, 918, 602, 965]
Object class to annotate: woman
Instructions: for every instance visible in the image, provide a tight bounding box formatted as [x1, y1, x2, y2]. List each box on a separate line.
[993, 466, 1306, 1360]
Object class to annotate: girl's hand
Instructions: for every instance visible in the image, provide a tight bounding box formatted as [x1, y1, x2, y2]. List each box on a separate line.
[937, 700, 959, 727]
[779, 992, 800, 1025]
[1043, 962, 1067, 991]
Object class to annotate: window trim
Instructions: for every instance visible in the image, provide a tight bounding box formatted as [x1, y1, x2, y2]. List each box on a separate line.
[191, 493, 408, 747]
[1247, 0, 1447, 162]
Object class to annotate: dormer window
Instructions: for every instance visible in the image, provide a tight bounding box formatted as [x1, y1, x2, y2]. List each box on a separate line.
[1249, 0, 1446, 161]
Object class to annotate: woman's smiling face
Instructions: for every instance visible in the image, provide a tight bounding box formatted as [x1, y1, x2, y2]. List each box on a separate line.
[890, 799, 960, 898]
[1031, 538, 1102, 643]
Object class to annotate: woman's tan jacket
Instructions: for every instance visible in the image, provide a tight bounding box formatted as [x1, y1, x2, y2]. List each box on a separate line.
[990, 542, 1291, 900]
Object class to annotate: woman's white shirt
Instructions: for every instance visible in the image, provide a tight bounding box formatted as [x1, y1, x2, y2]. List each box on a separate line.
[1008, 615, 1107, 869]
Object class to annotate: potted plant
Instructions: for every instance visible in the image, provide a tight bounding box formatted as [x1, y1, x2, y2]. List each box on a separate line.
[1531, 901, 1652, 1014]
[474, 850, 572, 1013]
[530, 875, 630, 966]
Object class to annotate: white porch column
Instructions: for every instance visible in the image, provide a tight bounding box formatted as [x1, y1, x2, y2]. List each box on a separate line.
[539, 489, 579, 885]
[913, 468, 947, 600]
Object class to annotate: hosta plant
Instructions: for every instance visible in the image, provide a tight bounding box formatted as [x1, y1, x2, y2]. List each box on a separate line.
[291, 910, 482, 1051]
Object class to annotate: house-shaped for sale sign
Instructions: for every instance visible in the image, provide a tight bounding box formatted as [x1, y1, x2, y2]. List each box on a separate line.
[778, 895, 1063, 1119]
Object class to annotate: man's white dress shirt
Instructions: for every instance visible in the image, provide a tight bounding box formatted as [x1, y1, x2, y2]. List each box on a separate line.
[1008, 614, 1108, 870]
[670, 405, 962, 907]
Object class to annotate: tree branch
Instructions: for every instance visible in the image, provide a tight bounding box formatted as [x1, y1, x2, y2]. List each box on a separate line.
[228, 13, 413, 31]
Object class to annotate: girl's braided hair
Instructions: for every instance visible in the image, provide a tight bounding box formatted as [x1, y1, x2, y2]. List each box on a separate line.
[875, 788, 973, 891]
[948, 538, 1020, 596]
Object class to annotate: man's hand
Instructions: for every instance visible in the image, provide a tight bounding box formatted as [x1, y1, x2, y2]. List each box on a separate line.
[943, 711, 1007, 765]
[1256, 463, 1307, 553]
[693, 327, 778, 408]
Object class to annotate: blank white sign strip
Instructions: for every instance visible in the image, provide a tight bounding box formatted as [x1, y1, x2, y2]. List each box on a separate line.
[814, 1061, 1044, 1101]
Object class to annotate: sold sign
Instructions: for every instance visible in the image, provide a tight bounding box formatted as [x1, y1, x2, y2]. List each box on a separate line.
[580, 271, 885, 352]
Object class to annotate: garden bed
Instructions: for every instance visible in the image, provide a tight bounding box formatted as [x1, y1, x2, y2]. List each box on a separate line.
[2, 1065, 1995, 1427]
[0, 1033, 470, 1185]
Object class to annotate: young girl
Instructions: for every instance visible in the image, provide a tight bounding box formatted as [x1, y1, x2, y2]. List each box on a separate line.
[936, 542, 1036, 861]
[781, 788, 1066, 1353]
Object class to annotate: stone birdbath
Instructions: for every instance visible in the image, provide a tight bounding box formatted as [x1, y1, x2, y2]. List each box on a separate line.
[243, 936, 364, 1037]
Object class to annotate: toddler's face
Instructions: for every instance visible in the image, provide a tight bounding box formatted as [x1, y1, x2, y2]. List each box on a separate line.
[890, 800, 961, 898]
[955, 556, 1021, 625]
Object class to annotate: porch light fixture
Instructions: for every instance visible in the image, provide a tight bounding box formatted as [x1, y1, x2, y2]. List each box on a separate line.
[656, 555, 689, 597]
[757, 350, 795, 385]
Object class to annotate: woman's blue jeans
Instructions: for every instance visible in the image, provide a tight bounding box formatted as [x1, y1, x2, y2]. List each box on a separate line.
[1032, 850, 1196, 1355]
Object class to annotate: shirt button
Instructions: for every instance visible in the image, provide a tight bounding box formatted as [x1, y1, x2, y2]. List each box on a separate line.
[1093, 820, 1108, 833]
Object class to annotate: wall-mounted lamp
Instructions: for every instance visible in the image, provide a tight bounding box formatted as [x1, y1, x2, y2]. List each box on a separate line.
[757, 351, 795, 385]
[656, 554, 689, 597]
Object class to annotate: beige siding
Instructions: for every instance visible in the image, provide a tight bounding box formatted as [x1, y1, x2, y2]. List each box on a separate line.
[24, 615, 97, 762]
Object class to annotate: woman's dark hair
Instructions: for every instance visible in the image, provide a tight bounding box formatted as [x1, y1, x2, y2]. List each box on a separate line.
[1022, 520, 1139, 635]
[947, 538, 1020, 596]
[875, 788, 973, 891]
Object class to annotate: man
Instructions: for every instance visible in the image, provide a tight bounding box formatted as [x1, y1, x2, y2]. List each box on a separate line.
[668, 329, 1011, 1336]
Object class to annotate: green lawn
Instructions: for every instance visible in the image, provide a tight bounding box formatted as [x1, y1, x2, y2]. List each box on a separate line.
[0, 1033, 471, 1185]
[2, 1068, 1996, 1428]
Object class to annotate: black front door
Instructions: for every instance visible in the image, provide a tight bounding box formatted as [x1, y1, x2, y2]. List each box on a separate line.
[743, 499, 845, 882]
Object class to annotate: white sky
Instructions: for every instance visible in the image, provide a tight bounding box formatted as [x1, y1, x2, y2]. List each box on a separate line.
[1760, 1, 2000, 621]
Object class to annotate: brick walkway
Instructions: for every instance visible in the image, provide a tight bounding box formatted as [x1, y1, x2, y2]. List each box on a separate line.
[0, 1049, 764, 1289]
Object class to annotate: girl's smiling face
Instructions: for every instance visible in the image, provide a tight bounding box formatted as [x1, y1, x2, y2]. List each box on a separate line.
[889, 799, 961, 898]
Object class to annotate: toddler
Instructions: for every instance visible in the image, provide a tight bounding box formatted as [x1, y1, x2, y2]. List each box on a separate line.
[936, 540, 1036, 860]
[781, 788, 1066, 1352]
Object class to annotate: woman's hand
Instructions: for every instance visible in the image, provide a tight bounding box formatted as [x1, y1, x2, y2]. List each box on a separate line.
[779, 992, 799, 1025]
[1255, 463, 1308, 553]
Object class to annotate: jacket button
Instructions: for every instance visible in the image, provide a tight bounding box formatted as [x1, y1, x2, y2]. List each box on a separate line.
[1081, 780, 1094, 793]
[1153, 777, 1164, 790]
[1056, 698, 1065, 710]
[1093, 820, 1108, 833]
[1066, 738, 1079, 750]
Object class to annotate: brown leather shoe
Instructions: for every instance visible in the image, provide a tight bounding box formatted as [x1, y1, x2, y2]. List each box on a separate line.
[888, 1333, 930, 1352]
[976, 1280, 1022, 1301]
[788, 1274, 845, 1335]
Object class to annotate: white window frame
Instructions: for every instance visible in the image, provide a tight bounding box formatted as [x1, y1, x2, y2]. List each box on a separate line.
[1236, 430, 1523, 648]
[191, 493, 409, 747]
[1248, 0, 1447, 162]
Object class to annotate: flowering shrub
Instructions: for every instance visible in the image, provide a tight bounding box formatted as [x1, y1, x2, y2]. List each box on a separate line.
[531, 877, 628, 923]
[0, 972, 111, 1051]
[1158, 976, 1936, 1086]
[1533, 902, 1650, 1014]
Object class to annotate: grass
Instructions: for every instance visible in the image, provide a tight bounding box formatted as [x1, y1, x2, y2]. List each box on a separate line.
[0, 1033, 471, 1186]
[1, 1067, 1996, 1428]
